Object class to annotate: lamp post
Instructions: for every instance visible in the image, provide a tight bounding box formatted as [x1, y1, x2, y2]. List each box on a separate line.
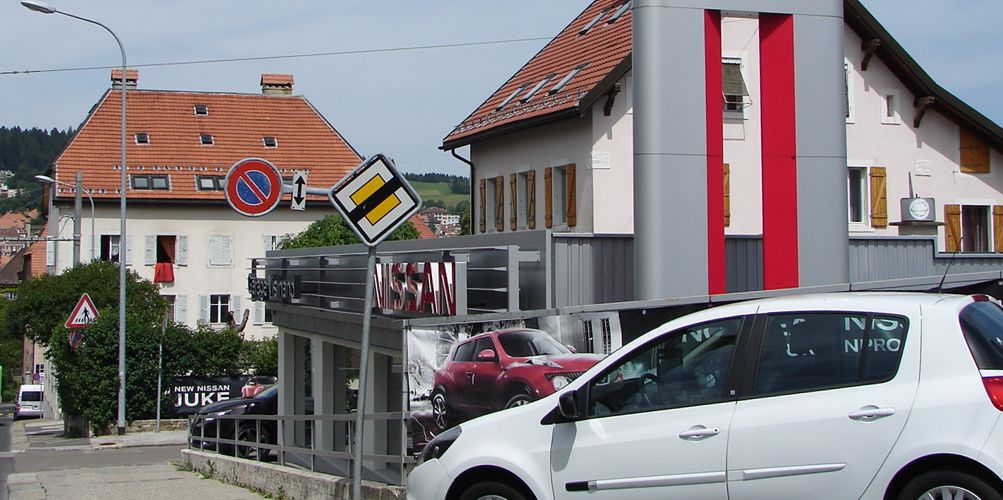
[23, 0, 129, 435]
[35, 174, 96, 262]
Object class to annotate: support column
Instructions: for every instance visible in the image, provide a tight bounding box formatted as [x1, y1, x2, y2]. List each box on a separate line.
[333, 346, 351, 452]
[363, 352, 390, 475]
[277, 331, 296, 447]
[705, 10, 726, 294]
[312, 340, 336, 453]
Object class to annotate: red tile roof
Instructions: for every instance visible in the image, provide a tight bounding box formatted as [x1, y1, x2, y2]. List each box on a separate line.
[52, 74, 362, 204]
[442, 0, 631, 149]
[409, 213, 436, 239]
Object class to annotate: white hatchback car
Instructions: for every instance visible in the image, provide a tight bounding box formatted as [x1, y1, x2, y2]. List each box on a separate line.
[408, 293, 1003, 500]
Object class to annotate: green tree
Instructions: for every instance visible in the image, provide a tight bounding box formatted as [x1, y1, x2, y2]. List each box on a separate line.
[280, 214, 420, 249]
[460, 205, 472, 236]
[241, 337, 278, 377]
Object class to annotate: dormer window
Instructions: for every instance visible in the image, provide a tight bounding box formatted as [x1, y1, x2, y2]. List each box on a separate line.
[200, 133, 214, 145]
[194, 104, 208, 116]
[132, 174, 170, 190]
[263, 136, 277, 148]
[196, 175, 224, 191]
[520, 74, 556, 103]
[135, 132, 150, 145]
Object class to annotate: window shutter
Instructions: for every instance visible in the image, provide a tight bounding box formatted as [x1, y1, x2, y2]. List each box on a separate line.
[125, 235, 133, 266]
[90, 234, 98, 262]
[960, 128, 990, 174]
[253, 301, 266, 325]
[145, 235, 156, 266]
[176, 235, 188, 266]
[994, 206, 1003, 253]
[197, 294, 209, 324]
[723, 163, 732, 227]
[175, 295, 188, 324]
[231, 294, 242, 319]
[566, 164, 577, 227]
[945, 204, 961, 252]
[510, 174, 518, 230]
[494, 176, 504, 232]
[544, 167, 553, 228]
[527, 170, 537, 229]
[45, 239, 54, 266]
[869, 167, 888, 228]
[478, 178, 486, 233]
[263, 234, 276, 254]
[209, 235, 233, 266]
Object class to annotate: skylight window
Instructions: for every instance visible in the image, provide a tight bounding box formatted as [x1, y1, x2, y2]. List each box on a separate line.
[194, 104, 208, 116]
[579, 8, 610, 35]
[131, 174, 170, 191]
[520, 74, 556, 103]
[497, 83, 530, 111]
[200, 133, 214, 145]
[263, 136, 277, 148]
[550, 64, 587, 95]
[607, 1, 631, 24]
[135, 132, 150, 145]
[196, 175, 224, 191]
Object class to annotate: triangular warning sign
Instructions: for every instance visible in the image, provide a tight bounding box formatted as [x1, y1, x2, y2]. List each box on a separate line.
[65, 293, 100, 329]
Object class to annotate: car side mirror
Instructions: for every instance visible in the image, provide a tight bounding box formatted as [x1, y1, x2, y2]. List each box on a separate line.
[476, 349, 497, 361]
[566, 344, 578, 353]
[558, 390, 580, 420]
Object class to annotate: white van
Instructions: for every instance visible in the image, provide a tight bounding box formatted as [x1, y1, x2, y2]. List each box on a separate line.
[15, 384, 44, 419]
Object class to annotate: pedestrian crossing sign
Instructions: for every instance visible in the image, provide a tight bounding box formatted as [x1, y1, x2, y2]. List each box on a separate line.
[329, 154, 422, 247]
[65, 292, 100, 329]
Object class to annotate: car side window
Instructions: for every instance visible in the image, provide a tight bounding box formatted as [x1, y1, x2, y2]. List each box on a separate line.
[453, 341, 475, 362]
[586, 317, 743, 417]
[755, 312, 908, 397]
[472, 337, 495, 359]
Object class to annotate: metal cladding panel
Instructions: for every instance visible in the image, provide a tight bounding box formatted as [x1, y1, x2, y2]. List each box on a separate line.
[726, 236, 764, 293]
[797, 157, 850, 286]
[638, 0, 841, 17]
[553, 236, 634, 307]
[849, 237, 1003, 282]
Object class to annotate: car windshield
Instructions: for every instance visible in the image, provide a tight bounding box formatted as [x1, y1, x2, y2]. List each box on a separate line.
[498, 330, 570, 357]
[20, 391, 42, 402]
[254, 385, 278, 400]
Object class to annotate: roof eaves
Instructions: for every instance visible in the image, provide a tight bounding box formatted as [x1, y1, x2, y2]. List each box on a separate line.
[577, 53, 633, 114]
[843, 0, 1003, 150]
[441, 107, 581, 151]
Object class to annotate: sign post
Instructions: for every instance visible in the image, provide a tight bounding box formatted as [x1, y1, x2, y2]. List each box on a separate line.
[330, 154, 421, 499]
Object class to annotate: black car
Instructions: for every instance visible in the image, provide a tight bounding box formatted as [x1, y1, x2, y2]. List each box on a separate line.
[190, 385, 278, 460]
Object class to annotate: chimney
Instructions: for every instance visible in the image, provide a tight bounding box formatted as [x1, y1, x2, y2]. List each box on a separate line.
[111, 69, 138, 90]
[260, 74, 294, 96]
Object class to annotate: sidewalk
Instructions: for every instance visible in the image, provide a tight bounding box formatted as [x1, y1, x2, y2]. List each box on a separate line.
[6, 418, 265, 499]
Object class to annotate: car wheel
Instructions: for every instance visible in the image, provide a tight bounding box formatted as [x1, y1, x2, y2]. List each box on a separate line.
[459, 480, 529, 500]
[898, 470, 1003, 500]
[236, 424, 270, 461]
[504, 387, 534, 409]
[431, 389, 450, 430]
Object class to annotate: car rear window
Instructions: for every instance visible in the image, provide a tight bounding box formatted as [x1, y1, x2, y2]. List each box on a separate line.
[959, 301, 1003, 370]
[20, 391, 42, 402]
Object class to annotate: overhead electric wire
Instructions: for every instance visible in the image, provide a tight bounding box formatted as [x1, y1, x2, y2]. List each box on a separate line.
[0, 36, 552, 76]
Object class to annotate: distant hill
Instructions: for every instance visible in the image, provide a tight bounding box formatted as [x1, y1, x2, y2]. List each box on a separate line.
[405, 173, 470, 213]
[0, 126, 74, 214]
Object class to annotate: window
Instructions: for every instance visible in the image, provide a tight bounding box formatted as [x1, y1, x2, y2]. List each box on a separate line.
[131, 174, 170, 190]
[579, 8, 611, 35]
[963, 205, 990, 253]
[209, 294, 230, 324]
[960, 300, 1003, 370]
[135, 132, 150, 145]
[194, 104, 208, 115]
[722, 58, 749, 116]
[882, 90, 900, 125]
[263, 136, 278, 148]
[517, 171, 530, 229]
[483, 178, 497, 233]
[844, 61, 855, 123]
[453, 340, 476, 362]
[607, 1, 631, 24]
[754, 313, 907, 397]
[100, 235, 121, 262]
[552, 165, 567, 226]
[496, 84, 529, 111]
[550, 64, 587, 95]
[200, 133, 214, 145]
[587, 317, 742, 417]
[847, 165, 887, 229]
[196, 175, 224, 191]
[847, 167, 867, 224]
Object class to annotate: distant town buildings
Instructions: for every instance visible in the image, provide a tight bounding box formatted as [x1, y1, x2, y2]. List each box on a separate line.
[421, 207, 461, 237]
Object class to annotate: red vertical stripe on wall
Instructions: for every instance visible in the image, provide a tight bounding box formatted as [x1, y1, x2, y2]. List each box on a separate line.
[705, 10, 726, 294]
[759, 13, 799, 289]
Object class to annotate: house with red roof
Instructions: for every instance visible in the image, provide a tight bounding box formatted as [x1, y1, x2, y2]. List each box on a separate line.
[443, 0, 1003, 255]
[42, 71, 366, 338]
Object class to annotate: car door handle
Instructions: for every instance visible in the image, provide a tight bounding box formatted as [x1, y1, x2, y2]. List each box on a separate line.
[848, 406, 896, 421]
[679, 426, 720, 440]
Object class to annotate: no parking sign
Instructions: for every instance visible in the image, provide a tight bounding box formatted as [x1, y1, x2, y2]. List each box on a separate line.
[224, 158, 284, 217]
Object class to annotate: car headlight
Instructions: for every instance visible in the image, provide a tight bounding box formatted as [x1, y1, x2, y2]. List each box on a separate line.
[420, 426, 461, 464]
[551, 375, 571, 391]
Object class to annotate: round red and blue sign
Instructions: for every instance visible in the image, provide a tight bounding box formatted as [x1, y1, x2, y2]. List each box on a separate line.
[224, 158, 284, 217]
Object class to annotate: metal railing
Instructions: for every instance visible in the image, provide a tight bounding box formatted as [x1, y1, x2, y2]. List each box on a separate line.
[187, 411, 414, 485]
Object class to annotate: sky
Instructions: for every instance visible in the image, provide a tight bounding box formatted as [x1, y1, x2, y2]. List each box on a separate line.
[2, 0, 1001, 176]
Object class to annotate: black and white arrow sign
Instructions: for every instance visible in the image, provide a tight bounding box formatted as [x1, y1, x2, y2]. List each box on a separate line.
[291, 171, 308, 211]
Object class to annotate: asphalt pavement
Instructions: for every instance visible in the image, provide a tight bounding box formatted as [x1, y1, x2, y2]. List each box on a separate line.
[2, 413, 264, 499]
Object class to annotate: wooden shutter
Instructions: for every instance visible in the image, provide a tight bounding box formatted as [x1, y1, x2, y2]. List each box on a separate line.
[960, 128, 990, 173]
[723, 163, 731, 227]
[566, 164, 577, 227]
[994, 206, 1003, 252]
[494, 176, 504, 232]
[945, 204, 961, 252]
[527, 170, 537, 229]
[544, 167, 553, 228]
[869, 167, 888, 228]
[510, 174, 518, 230]
[478, 178, 486, 233]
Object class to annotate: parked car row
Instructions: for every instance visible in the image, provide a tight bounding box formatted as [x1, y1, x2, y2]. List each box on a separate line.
[408, 293, 1003, 500]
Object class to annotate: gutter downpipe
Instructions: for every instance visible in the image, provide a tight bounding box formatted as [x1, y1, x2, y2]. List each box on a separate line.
[451, 149, 475, 234]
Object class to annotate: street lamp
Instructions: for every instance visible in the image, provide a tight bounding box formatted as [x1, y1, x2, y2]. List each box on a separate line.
[35, 174, 96, 262]
[23, 0, 130, 435]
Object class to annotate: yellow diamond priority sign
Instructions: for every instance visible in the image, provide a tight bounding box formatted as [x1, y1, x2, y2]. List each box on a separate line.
[329, 154, 422, 246]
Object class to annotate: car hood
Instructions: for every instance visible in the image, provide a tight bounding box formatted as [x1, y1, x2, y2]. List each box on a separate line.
[516, 353, 604, 370]
[195, 397, 253, 415]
